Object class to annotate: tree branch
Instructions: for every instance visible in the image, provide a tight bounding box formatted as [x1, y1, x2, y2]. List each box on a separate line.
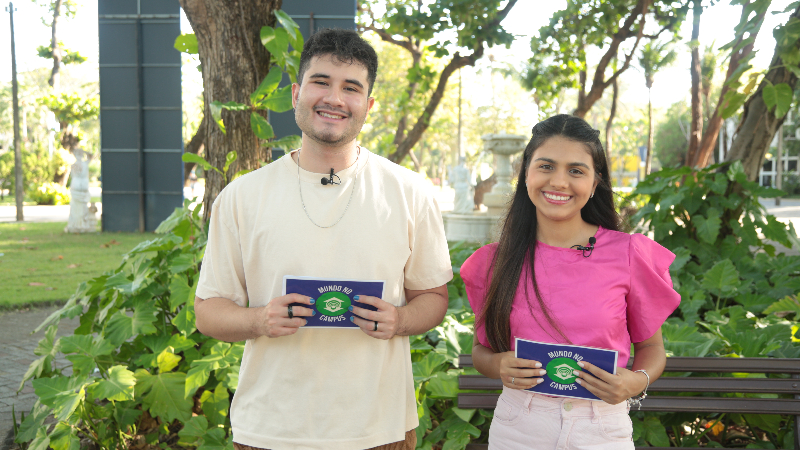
[387, 0, 518, 164]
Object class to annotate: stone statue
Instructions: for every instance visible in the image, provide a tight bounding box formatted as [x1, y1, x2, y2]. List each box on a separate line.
[65, 148, 98, 233]
[450, 157, 474, 214]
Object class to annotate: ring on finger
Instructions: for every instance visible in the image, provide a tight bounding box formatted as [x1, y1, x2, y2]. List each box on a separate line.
[511, 377, 515, 385]
[288, 305, 293, 319]
[373, 321, 378, 331]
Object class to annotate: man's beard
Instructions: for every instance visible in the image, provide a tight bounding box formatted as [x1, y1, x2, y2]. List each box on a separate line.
[295, 105, 367, 147]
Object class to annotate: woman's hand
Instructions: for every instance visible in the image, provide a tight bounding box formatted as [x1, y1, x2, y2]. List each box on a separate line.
[495, 351, 547, 390]
[573, 362, 648, 405]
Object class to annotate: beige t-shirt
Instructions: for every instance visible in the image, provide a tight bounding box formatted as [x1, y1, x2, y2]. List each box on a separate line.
[196, 149, 453, 449]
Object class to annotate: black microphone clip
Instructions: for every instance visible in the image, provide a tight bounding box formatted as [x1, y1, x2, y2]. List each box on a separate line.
[571, 236, 596, 258]
[320, 168, 341, 186]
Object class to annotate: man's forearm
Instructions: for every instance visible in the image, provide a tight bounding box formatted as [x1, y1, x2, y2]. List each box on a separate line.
[194, 296, 263, 342]
[396, 290, 448, 336]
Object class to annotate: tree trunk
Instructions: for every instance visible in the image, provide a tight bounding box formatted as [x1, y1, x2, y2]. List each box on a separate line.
[646, 88, 654, 175]
[693, 1, 766, 168]
[686, 0, 703, 166]
[725, 47, 799, 180]
[179, 0, 279, 221]
[49, 0, 64, 90]
[604, 77, 618, 163]
[184, 113, 207, 185]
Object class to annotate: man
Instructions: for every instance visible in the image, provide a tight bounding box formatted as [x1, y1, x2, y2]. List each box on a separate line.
[194, 28, 453, 450]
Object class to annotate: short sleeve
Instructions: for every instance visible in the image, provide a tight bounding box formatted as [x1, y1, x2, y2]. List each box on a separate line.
[627, 234, 681, 343]
[403, 198, 453, 291]
[196, 195, 249, 307]
[460, 244, 497, 348]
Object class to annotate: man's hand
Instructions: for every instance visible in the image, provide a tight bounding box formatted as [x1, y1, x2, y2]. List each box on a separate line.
[350, 295, 399, 340]
[257, 294, 316, 338]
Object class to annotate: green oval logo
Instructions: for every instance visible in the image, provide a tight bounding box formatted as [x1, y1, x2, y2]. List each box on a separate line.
[546, 357, 580, 385]
[317, 292, 351, 316]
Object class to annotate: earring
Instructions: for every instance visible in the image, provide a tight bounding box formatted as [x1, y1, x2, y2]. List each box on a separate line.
[591, 192, 595, 198]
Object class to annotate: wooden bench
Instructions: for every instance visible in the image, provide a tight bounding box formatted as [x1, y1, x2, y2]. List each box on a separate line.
[457, 354, 800, 450]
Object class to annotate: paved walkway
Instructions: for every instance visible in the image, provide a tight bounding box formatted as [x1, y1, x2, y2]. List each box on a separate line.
[0, 307, 79, 449]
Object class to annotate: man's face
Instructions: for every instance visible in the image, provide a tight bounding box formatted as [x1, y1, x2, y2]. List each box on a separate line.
[292, 55, 375, 148]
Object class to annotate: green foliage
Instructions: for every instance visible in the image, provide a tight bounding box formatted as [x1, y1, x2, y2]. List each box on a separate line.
[0, 142, 67, 197]
[524, 0, 687, 114]
[15, 199, 232, 449]
[39, 93, 98, 127]
[629, 162, 800, 447]
[203, 10, 301, 154]
[412, 240, 490, 449]
[36, 44, 87, 65]
[29, 181, 70, 205]
[639, 39, 678, 89]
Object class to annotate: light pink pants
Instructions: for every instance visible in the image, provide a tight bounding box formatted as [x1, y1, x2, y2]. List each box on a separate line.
[488, 387, 634, 450]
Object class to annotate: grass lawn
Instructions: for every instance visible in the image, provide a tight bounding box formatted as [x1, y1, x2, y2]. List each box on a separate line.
[0, 222, 152, 309]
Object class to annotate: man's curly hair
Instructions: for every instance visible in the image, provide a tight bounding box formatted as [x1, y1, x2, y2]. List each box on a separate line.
[297, 28, 378, 96]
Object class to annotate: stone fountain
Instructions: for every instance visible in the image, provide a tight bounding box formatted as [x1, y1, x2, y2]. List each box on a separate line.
[443, 133, 526, 242]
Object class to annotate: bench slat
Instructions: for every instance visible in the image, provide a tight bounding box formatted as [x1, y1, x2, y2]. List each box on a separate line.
[458, 375, 800, 394]
[458, 355, 800, 373]
[458, 393, 800, 415]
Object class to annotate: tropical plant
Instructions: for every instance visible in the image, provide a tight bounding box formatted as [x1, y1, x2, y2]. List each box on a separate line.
[29, 181, 70, 205]
[629, 161, 800, 447]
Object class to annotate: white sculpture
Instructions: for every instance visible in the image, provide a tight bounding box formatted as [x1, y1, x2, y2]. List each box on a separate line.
[65, 148, 97, 233]
[450, 157, 474, 214]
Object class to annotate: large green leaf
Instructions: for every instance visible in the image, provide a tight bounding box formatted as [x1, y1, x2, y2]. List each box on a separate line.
[182, 153, 214, 172]
[763, 295, 800, 316]
[763, 80, 778, 110]
[89, 365, 136, 401]
[643, 415, 670, 447]
[173, 300, 197, 336]
[250, 112, 275, 140]
[259, 85, 293, 112]
[135, 370, 193, 423]
[200, 383, 230, 428]
[275, 10, 300, 45]
[261, 26, 290, 66]
[270, 135, 302, 151]
[773, 82, 794, 118]
[14, 402, 50, 443]
[701, 259, 741, 298]
[169, 274, 196, 311]
[178, 415, 209, 447]
[412, 352, 447, 382]
[251, 66, 283, 104]
[427, 372, 459, 399]
[174, 33, 198, 54]
[693, 210, 722, 244]
[32, 376, 87, 422]
[198, 427, 234, 450]
[47, 422, 80, 450]
[105, 301, 159, 346]
[662, 322, 717, 357]
[210, 101, 226, 134]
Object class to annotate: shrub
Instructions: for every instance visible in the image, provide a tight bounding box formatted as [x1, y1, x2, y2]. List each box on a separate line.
[629, 161, 800, 448]
[29, 182, 70, 205]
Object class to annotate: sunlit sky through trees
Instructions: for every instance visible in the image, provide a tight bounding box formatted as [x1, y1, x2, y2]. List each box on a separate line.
[0, 0, 794, 123]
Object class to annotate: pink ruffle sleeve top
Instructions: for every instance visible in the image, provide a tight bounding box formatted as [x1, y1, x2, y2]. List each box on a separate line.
[461, 227, 681, 367]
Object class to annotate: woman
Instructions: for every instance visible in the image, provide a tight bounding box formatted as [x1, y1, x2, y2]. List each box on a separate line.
[461, 114, 680, 449]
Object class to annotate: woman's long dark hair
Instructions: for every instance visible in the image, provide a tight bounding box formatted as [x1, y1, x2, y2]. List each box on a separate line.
[480, 114, 620, 353]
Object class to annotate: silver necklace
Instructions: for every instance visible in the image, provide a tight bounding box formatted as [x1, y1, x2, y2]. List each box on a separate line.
[296, 148, 360, 228]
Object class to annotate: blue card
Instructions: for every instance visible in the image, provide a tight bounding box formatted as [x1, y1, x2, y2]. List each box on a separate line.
[283, 276, 384, 328]
[515, 338, 618, 401]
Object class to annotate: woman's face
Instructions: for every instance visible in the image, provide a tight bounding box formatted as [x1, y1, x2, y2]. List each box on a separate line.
[525, 136, 599, 226]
